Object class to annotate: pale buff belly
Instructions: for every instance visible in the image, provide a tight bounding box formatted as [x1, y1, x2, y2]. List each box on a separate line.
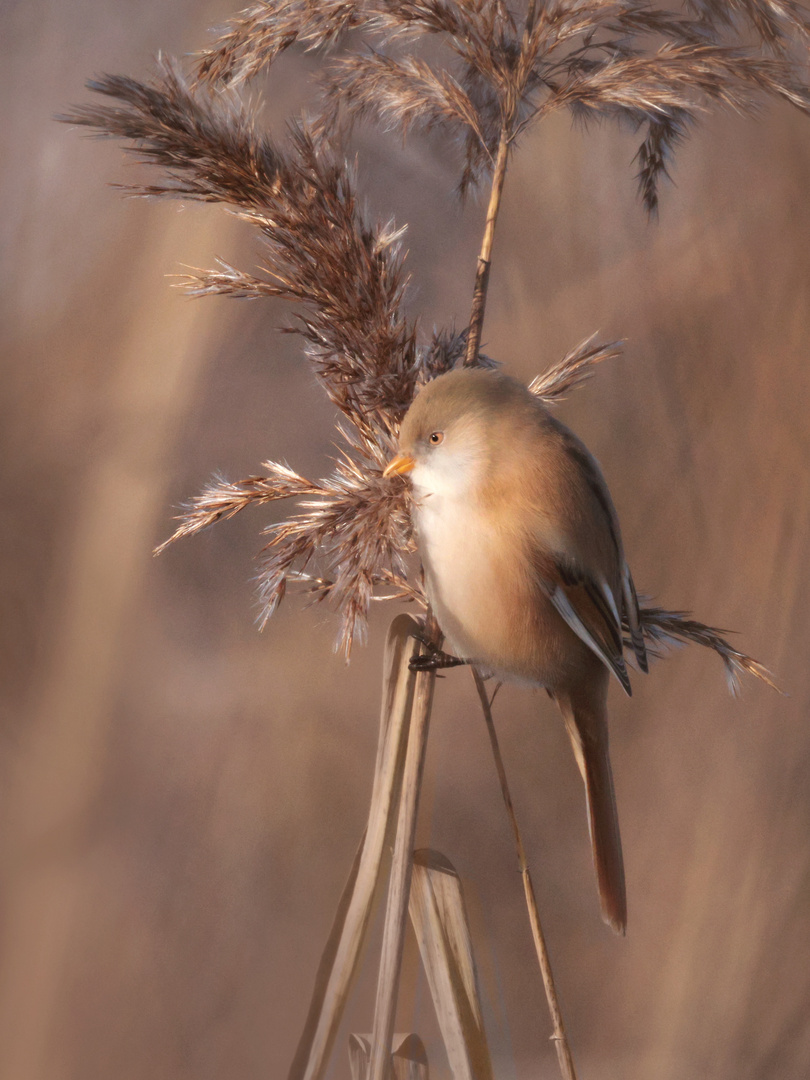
[414, 497, 579, 687]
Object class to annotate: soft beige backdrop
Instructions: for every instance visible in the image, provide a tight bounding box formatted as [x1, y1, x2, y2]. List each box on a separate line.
[2, 2, 810, 1078]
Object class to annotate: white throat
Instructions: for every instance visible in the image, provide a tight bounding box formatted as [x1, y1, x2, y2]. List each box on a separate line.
[408, 438, 501, 662]
[409, 438, 485, 502]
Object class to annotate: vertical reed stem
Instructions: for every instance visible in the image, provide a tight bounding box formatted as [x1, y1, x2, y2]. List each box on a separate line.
[471, 669, 579, 1080]
[464, 0, 537, 368]
[464, 128, 510, 367]
[368, 638, 437, 1080]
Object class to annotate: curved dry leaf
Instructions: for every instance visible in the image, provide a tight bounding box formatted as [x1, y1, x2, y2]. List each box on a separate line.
[409, 850, 494, 1080]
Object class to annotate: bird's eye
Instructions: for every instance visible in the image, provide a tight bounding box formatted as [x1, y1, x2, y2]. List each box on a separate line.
[429, 432, 444, 446]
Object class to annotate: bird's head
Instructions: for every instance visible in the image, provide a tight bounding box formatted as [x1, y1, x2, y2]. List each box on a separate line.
[383, 368, 535, 499]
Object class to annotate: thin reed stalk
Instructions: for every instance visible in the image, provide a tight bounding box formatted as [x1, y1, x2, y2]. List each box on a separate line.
[472, 668, 579, 1080]
[465, 0, 537, 366]
[464, 128, 510, 366]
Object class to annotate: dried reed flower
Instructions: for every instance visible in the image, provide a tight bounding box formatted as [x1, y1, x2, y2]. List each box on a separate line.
[196, 0, 367, 86]
[59, 1, 794, 684]
[195, 0, 810, 211]
[528, 333, 624, 403]
[686, 0, 810, 50]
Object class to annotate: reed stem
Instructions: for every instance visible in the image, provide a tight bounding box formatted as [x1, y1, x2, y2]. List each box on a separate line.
[368, 635, 437, 1080]
[471, 669, 579, 1080]
[288, 615, 426, 1080]
[464, 128, 510, 366]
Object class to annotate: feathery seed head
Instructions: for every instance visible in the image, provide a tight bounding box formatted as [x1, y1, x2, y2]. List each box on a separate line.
[59, 0, 796, 683]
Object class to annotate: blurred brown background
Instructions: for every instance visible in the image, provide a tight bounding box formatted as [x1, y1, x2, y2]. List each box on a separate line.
[2, 2, 810, 1078]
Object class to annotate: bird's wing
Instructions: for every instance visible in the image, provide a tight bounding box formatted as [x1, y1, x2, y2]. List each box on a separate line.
[536, 553, 633, 696]
[532, 419, 647, 681]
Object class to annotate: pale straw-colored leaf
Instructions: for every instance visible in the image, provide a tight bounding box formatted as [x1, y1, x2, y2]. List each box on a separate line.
[288, 614, 423, 1080]
[368, 632, 436, 1080]
[409, 849, 494, 1080]
[348, 1032, 428, 1080]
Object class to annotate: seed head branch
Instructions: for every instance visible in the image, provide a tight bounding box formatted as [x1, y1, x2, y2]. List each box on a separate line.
[529, 335, 625, 404]
[61, 63, 426, 442]
[321, 51, 490, 153]
[256, 460, 416, 654]
[196, 0, 367, 86]
[154, 462, 323, 555]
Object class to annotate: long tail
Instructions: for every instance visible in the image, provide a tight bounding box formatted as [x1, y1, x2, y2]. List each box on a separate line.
[557, 692, 627, 934]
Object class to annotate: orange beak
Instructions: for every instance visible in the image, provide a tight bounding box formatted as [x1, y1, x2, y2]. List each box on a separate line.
[383, 452, 416, 478]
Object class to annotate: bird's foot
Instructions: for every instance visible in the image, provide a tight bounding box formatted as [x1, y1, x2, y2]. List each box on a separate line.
[409, 648, 467, 672]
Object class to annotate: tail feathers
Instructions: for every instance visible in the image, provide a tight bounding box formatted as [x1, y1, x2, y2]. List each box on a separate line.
[582, 737, 627, 934]
[622, 565, 649, 674]
[559, 695, 627, 934]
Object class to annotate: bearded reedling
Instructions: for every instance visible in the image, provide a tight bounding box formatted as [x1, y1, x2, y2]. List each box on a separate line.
[385, 368, 651, 933]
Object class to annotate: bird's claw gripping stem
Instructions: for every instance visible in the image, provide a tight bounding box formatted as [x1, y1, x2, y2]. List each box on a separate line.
[408, 649, 468, 672]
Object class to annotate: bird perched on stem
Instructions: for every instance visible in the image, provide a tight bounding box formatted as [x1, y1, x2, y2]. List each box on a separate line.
[384, 367, 649, 934]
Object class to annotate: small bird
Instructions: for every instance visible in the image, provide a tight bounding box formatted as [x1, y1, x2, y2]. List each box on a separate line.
[384, 367, 648, 934]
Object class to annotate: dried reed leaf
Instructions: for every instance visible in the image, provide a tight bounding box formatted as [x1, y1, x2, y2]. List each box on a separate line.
[288, 614, 421, 1080]
[348, 1032, 428, 1080]
[529, 334, 624, 404]
[408, 849, 494, 1080]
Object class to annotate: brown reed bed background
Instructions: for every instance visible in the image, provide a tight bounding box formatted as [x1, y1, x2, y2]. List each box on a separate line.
[2, 1, 810, 1077]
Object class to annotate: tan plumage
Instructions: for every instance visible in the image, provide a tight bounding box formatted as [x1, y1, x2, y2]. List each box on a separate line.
[386, 368, 648, 933]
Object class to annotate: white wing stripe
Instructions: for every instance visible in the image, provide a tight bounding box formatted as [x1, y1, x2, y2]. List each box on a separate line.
[548, 585, 631, 696]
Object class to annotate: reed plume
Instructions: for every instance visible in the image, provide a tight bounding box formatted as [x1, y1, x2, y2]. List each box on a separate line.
[61, 0, 805, 676]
